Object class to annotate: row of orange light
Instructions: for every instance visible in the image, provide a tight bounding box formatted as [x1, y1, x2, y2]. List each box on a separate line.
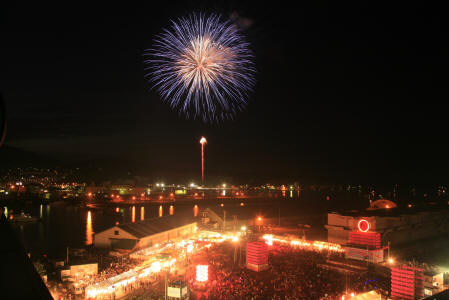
[219, 202, 245, 207]
[86, 191, 246, 199]
[197, 231, 242, 243]
[341, 292, 356, 299]
[86, 232, 226, 297]
[86, 253, 177, 298]
[262, 234, 344, 252]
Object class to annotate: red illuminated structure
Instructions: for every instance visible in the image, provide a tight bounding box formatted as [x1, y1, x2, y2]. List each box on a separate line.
[391, 265, 424, 299]
[348, 232, 381, 249]
[200, 137, 207, 185]
[344, 219, 386, 263]
[350, 219, 381, 248]
[246, 242, 268, 271]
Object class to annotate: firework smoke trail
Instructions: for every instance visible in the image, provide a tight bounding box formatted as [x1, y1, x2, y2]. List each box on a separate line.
[144, 13, 256, 122]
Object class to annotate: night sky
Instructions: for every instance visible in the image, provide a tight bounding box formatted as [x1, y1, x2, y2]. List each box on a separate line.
[1, 2, 448, 184]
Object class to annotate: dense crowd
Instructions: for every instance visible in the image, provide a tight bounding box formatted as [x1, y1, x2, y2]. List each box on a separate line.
[53, 237, 388, 299]
[187, 242, 377, 300]
[52, 255, 143, 299]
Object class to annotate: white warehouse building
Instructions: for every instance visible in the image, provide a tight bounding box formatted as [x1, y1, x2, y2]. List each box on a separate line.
[94, 215, 197, 251]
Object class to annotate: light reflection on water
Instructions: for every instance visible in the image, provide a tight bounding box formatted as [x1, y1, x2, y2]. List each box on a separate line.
[194, 205, 198, 217]
[10, 195, 309, 258]
[86, 211, 93, 245]
[132, 206, 135, 223]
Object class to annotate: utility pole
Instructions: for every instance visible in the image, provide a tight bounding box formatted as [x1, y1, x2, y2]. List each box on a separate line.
[366, 244, 369, 267]
[223, 210, 226, 232]
[388, 241, 390, 260]
[165, 270, 168, 300]
[278, 207, 280, 226]
[234, 243, 238, 264]
[239, 244, 242, 266]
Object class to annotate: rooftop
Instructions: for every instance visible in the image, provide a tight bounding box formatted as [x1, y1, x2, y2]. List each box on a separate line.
[114, 214, 196, 239]
[329, 201, 449, 218]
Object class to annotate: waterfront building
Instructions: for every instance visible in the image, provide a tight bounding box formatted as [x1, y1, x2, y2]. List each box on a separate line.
[94, 215, 197, 251]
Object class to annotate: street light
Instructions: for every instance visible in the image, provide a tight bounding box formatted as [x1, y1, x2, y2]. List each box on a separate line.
[257, 216, 263, 231]
[200, 137, 207, 186]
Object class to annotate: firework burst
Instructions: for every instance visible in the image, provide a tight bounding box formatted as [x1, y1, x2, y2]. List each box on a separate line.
[144, 13, 256, 122]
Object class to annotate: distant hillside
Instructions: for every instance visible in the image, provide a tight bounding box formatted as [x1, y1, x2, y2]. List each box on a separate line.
[0, 145, 60, 169]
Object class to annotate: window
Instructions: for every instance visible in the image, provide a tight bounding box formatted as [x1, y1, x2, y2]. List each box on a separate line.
[114, 230, 119, 235]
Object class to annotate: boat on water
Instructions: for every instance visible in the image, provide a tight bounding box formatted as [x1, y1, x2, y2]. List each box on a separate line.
[9, 211, 41, 223]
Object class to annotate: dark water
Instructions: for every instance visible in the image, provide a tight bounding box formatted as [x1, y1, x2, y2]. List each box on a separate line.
[4, 192, 337, 260]
[7, 202, 200, 259]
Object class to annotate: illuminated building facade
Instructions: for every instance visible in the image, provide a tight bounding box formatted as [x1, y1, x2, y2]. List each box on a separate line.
[326, 200, 449, 249]
[246, 241, 268, 272]
[391, 265, 424, 299]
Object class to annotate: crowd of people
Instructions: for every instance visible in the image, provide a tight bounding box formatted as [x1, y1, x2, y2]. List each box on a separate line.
[187, 241, 379, 300]
[50, 255, 145, 299]
[51, 236, 388, 299]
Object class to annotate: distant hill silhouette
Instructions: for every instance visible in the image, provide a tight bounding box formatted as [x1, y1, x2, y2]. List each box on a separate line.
[0, 145, 60, 169]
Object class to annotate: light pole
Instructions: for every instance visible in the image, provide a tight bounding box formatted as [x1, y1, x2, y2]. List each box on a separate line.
[164, 269, 168, 300]
[200, 137, 207, 186]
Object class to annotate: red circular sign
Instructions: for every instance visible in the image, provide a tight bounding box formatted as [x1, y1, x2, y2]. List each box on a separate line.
[358, 219, 370, 232]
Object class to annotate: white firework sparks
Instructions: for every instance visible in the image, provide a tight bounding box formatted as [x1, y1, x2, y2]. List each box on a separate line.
[144, 13, 256, 122]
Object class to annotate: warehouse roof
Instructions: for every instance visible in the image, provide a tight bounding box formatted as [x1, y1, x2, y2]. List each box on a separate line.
[113, 215, 195, 239]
